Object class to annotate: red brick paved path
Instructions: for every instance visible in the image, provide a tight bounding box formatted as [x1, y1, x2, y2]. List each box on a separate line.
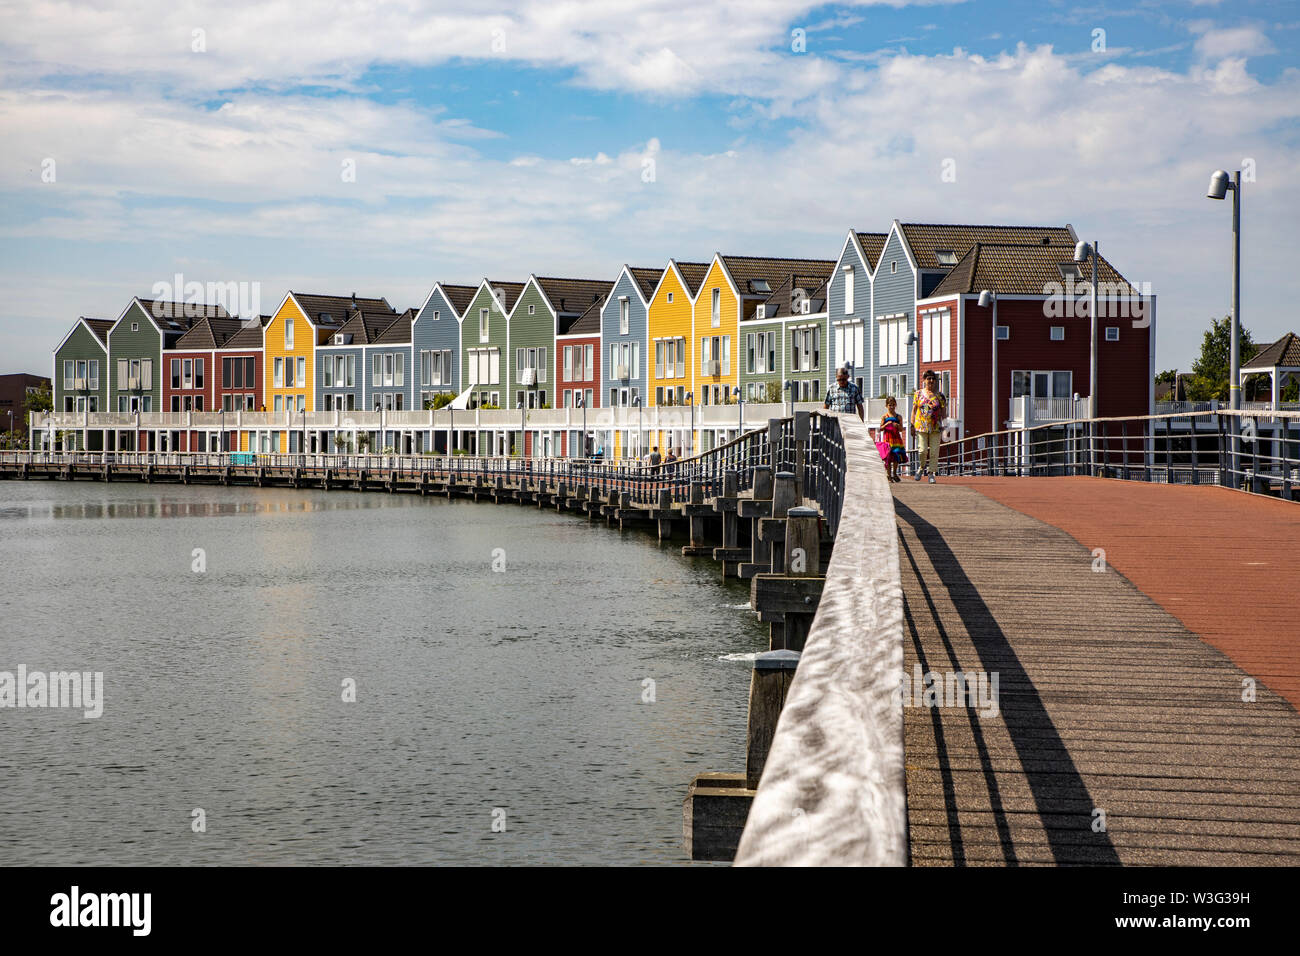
[948, 477, 1300, 710]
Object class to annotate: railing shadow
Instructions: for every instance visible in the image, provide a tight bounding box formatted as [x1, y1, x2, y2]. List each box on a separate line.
[893, 499, 1121, 866]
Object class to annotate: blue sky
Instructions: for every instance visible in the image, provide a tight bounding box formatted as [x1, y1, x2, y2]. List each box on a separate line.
[2, 0, 1299, 375]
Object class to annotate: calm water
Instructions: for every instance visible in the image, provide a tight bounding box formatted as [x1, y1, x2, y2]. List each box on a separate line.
[0, 480, 765, 865]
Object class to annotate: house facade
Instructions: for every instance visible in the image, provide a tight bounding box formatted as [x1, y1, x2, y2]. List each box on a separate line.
[826, 231, 886, 398]
[53, 318, 113, 424]
[600, 265, 659, 412]
[412, 283, 476, 409]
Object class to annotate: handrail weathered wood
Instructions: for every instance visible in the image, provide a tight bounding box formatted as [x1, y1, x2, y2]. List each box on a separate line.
[734, 411, 907, 866]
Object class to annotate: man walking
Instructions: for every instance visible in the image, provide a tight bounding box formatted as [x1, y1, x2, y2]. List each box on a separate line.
[823, 366, 865, 421]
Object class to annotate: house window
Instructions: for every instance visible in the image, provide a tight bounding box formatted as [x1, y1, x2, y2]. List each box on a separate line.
[891, 261, 897, 274]
[667, 292, 674, 304]
[711, 288, 720, 327]
[528, 304, 535, 315]
[196, 359, 203, 389]
[1050, 326, 1065, 341]
[996, 325, 1010, 341]
[1105, 326, 1120, 341]
[433, 310, 440, 321]
[619, 298, 629, 335]
[131, 322, 139, 332]
[285, 317, 294, 349]
[171, 359, 181, 389]
[480, 308, 489, 342]
[273, 357, 283, 387]
[844, 266, 854, 313]
[183, 359, 193, 388]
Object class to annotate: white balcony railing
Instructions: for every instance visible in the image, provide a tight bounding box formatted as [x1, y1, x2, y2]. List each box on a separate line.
[1009, 396, 1080, 424]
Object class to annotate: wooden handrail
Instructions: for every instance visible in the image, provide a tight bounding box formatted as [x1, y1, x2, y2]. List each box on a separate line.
[734, 411, 907, 866]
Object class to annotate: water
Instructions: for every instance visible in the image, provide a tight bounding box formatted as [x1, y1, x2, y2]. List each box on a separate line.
[0, 481, 766, 865]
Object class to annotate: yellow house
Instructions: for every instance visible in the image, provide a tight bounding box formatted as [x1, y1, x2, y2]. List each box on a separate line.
[259, 291, 395, 452]
[646, 260, 709, 454]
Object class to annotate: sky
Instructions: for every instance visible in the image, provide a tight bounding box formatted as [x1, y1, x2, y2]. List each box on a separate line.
[2, 0, 1298, 375]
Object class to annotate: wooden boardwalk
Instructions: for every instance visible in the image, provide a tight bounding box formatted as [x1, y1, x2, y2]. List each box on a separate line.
[893, 479, 1300, 866]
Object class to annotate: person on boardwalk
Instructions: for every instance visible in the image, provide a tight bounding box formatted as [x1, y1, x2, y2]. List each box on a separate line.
[823, 365, 865, 421]
[877, 396, 907, 483]
[649, 446, 661, 467]
[911, 369, 947, 483]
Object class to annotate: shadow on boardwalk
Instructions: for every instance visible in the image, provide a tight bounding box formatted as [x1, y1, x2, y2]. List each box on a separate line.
[892, 481, 1300, 866]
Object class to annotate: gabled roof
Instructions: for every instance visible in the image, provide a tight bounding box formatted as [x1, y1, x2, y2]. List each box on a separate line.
[533, 276, 613, 319]
[52, 316, 114, 356]
[122, 298, 231, 340]
[1243, 332, 1300, 371]
[438, 284, 479, 316]
[331, 309, 402, 345]
[84, 318, 115, 345]
[483, 280, 525, 313]
[222, 316, 270, 350]
[173, 316, 249, 350]
[627, 266, 662, 301]
[289, 292, 394, 328]
[565, 297, 605, 336]
[673, 261, 711, 297]
[372, 309, 416, 345]
[928, 242, 1138, 298]
[898, 222, 1076, 271]
[750, 273, 829, 321]
[855, 232, 889, 271]
[717, 255, 836, 301]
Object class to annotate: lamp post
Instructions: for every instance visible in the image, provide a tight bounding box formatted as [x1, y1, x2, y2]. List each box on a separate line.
[219, 408, 225, 454]
[783, 380, 794, 418]
[978, 290, 999, 432]
[518, 399, 525, 457]
[1072, 240, 1100, 420]
[575, 393, 586, 457]
[1207, 168, 1243, 486]
[686, 392, 696, 460]
[632, 393, 642, 459]
[906, 330, 919, 461]
[733, 386, 743, 437]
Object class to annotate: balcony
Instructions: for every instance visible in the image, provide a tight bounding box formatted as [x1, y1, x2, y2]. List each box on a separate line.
[614, 364, 630, 380]
[705, 360, 721, 377]
[1008, 395, 1084, 425]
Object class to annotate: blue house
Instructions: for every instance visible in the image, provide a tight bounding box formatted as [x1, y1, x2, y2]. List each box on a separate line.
[825, 230, 887, 399]
[600, 265, 659, 408]
[412, 283, 478, 408]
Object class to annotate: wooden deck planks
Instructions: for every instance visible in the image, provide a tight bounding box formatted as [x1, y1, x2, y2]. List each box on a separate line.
[893, 481, 1300, 867]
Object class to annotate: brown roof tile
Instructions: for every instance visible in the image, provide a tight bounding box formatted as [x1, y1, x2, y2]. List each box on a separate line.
[485, 281, 525, 312]
[898, 222, 1075, 271]
[534, 277, 613, 321]
[291, 292, 394, 328]
[719, 255, 836, 301]
[749, 273, 829, 321]
[83, 318, 115, 345]
[856, 232, 889, 271]
[437, 284, 479, 317]
[628, 267, 662, 300]
[928, 242, 1137, 297]
[372, 310, 416, 345]
[1244, 332, 1300, 370]
[673, 261, 712, 297]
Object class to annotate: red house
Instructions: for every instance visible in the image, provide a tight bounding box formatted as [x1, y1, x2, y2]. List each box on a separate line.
[164, 316, 267, 451]
[554, 297, 602, 456]
[914, 242, 1154, 439]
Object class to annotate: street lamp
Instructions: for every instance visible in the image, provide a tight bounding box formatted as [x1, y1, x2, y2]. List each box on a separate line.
[978, 289, 999, 431]
[1073, 239, 1100, 419]
[783, 380, 794, 418]
[685, 391, 694, 457]
[575, 393, 587, 457]
[219, 407, 225, 453]
[517, 399, 525, 457]
[632, 393, 642, 459]
[1207, 168, 1243, 485]
[733, 386, 743, 436]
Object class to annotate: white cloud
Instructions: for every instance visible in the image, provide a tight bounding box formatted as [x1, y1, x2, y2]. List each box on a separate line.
[1190, 25, 1276, 60]
[1, 5, 1298, 373]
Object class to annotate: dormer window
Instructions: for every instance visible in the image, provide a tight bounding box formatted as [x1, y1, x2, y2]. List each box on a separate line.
[935, 249, 958, 266]
[756, 304, 766, 320]
[1058, 263, 1081, 280]
[749, 278, 771, 294]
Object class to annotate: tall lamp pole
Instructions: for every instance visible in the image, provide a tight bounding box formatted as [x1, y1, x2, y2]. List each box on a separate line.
[733, 386, 743, 436]
[632, 393, 642, 458]
[1073, 240, 1100, 419]
[685, 392, 693, 457]
[978, 290, 998, 431]
[1207, 168, 1242, 486]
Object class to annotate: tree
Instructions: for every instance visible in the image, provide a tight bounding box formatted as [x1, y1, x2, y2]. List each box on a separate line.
[24, 382, 52, 429]
[1184, 315, 1259, 402]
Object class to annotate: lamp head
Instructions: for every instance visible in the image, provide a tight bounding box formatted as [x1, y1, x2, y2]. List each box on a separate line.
[977, 289, 995, 308]
[1206, 169, 1231, 200]
[1073, 240, 1093, 262]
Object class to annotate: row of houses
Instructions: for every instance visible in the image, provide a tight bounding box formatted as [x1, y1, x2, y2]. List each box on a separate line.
[48, 219, 1156, 457]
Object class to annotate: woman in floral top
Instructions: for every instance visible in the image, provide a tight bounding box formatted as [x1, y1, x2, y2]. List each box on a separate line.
[911, 370, 947, 483]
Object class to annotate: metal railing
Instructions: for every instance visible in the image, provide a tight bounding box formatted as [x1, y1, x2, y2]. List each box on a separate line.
[2, 412, 852, 521]
[935, 409, 1300, 499]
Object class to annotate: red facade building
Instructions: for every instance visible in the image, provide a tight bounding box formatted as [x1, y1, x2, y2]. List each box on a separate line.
[164, 316, 267, 451]
[554, 298, 602, 456]
[915, 242, 1154, 439]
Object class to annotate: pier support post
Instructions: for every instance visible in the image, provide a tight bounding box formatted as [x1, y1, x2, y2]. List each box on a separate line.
[746, 650, 801, 789]
[657, 488, 673, 540]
